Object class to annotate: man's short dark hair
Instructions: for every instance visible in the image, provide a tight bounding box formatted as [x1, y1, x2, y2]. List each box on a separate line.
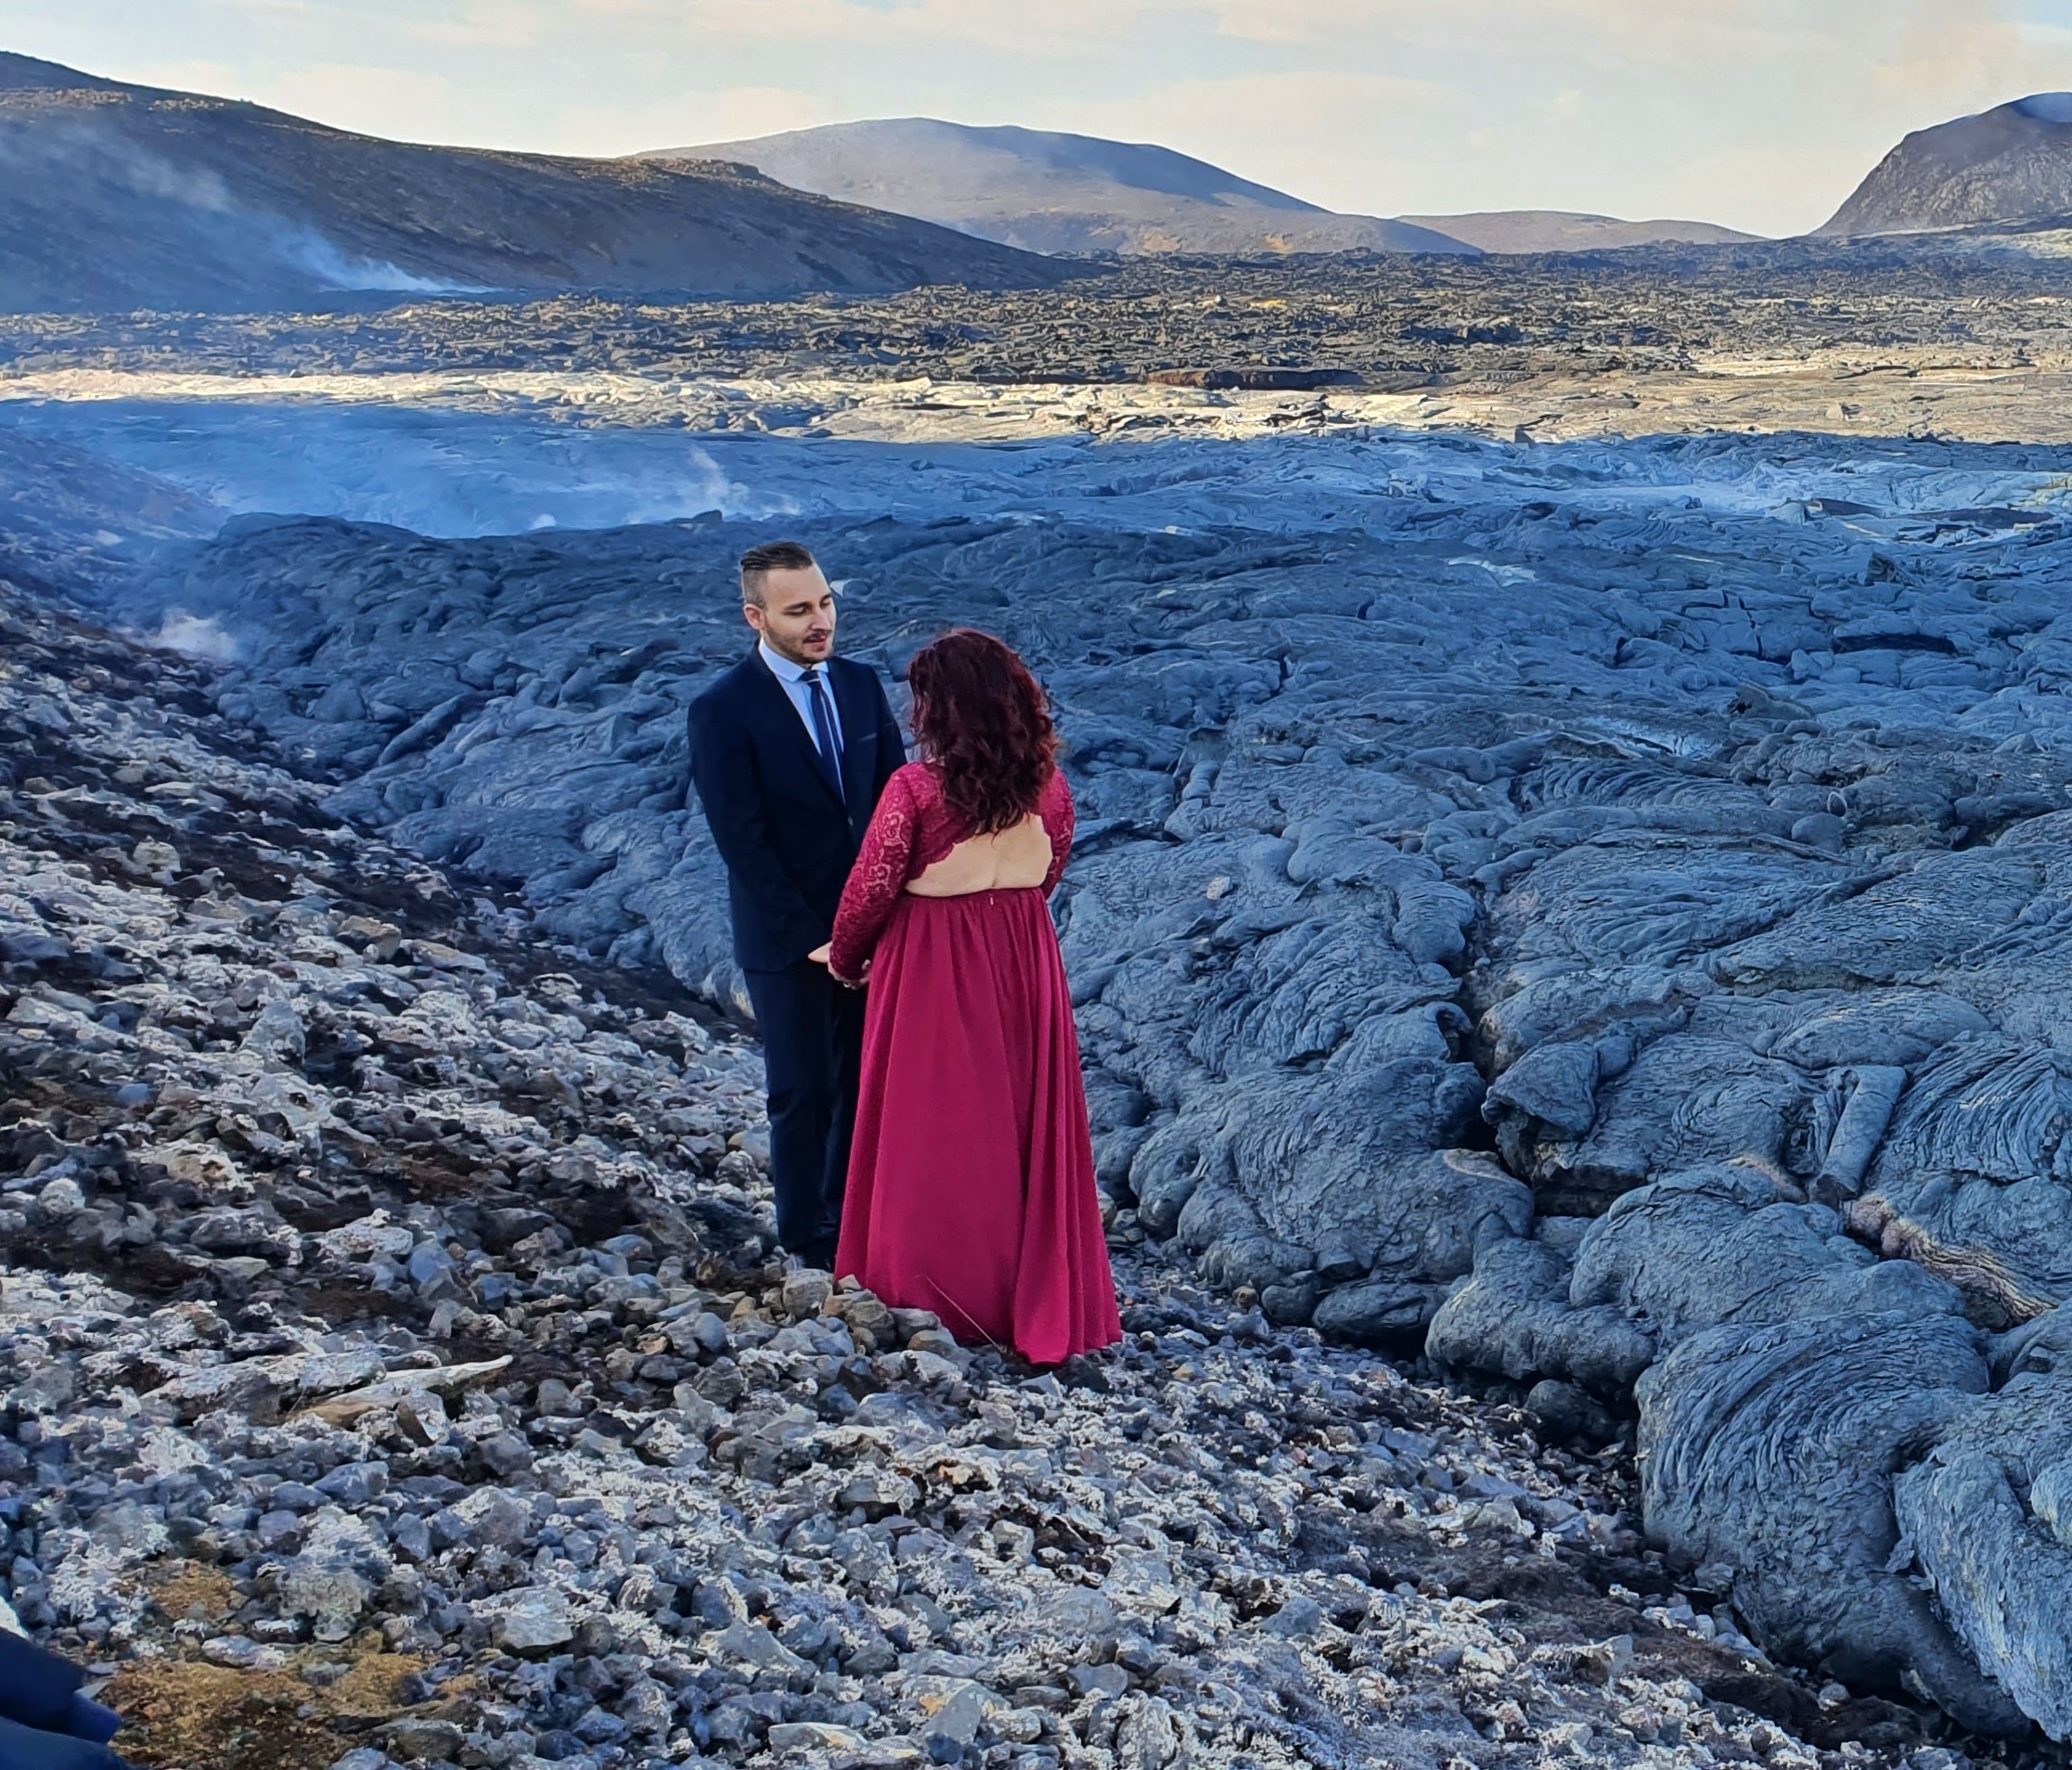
[740, 540, 818, 606]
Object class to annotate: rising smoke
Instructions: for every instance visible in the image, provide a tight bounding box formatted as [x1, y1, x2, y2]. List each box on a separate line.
[0, 111, 489, 301]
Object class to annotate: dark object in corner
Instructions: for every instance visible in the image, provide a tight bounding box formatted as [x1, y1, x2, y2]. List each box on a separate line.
[0, 1631, 129, 1768]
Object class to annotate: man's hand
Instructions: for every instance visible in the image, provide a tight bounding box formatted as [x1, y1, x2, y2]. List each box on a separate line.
[807, 943, 831, 966]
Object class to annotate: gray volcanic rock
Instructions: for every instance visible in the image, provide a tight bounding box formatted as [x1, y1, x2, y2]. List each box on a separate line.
[6, 245, 2069, 419]
[1894, 1315, 2072, 1740]
[1821, 93, 2072, 237]
[649, 118, 1477, 256]
[0, 578, 1859, 1769]
[27, 382, 2072, 1740]
[1447, 1165, 2038, 1733]
[0, 54, 1061, 314]
[1639, 1309, 2018, 1733]
[1395, 211, 1759, 253]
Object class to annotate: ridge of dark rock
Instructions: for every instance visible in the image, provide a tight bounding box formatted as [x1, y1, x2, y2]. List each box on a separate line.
[1821, 93, 2072, 237]
[644, 118, 1479, 258]
[1395, 211, 1761, 253]
[0, 58, 1066, 315]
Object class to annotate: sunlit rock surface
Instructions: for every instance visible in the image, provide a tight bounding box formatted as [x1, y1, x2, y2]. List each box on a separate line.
[18, 382, 2072, 1738]
[0, 575, 1866, 1770]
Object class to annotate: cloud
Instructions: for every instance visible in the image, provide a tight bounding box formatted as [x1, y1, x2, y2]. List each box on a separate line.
[118, 55, 247, 95]
[606, 86, 831, 154]
[484, 0, 1182, 60]
[1873, 0, 2040, 98]
[1050, 69, 1464, 215]
[1157, 0, 2072, 230]
[260, 60, 461, 142]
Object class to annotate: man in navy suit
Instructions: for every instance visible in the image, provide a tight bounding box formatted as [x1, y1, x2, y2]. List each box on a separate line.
[688, 541, 906, 1269]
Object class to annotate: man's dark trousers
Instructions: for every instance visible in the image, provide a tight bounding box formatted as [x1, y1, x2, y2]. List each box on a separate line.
[742, 959, 867, 1263]
[688, 646, 904, 1267]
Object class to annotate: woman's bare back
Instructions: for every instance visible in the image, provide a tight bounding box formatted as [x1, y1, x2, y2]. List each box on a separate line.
[906, 814, 1053, 896]
[827, 766, 1076, 981]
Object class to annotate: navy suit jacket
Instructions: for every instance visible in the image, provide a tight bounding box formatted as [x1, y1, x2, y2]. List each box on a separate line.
[688, 648, 906, 972]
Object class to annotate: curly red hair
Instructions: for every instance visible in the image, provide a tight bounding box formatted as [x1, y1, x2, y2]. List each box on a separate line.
[907, 629, 1059, 834]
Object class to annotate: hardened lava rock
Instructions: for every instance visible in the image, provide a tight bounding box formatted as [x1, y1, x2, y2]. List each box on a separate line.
[20, 374, 2072, 1740]
[0, 577, 1886, 1768]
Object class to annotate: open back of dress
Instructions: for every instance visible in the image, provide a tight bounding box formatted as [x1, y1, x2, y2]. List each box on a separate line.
[829, 764, 1075, 982]
[906, 814, 1052, 896]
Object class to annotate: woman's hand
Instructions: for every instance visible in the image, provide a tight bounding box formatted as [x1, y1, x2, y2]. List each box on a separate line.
[812, 942, 866, 987]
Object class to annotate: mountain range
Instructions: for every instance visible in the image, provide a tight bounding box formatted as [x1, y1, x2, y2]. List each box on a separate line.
[1394, 210, 1757, 252]
[654, 120, 1757, 257]
[0, 52, 1059, 314]
[1820, 93, 2072, 236]
[7, 48, 2072, 316]
[650, 120, 1476, 256]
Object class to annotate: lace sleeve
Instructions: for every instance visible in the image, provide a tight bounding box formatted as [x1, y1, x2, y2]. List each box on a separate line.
[1040, 770, 1075, 897]
[829, 769, 920, 984]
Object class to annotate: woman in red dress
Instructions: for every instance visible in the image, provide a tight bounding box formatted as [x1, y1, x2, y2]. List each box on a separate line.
[823, 630, 1122, 1365]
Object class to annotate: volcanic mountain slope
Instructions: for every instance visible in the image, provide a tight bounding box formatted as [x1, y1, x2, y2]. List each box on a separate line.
[648, 118, 1477, 256]
[0, 54, 1062, 314]
[1821, 94, 2072, 236]
[1395, 210, 1759, 252]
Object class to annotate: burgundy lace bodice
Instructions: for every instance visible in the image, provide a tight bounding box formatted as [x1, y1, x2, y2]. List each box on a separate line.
[829, 763, 1075, 984]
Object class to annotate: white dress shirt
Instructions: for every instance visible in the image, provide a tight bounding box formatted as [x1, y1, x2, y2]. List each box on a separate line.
[759, 639, 845, 757]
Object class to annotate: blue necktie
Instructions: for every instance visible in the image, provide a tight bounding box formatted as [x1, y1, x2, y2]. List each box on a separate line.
[803, 667, 844, 795]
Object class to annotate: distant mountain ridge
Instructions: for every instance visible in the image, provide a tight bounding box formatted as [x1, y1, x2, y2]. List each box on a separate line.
[646, 119, 1479, 256]
[0, 53, 1060, 314]
[1821, 94, 2072, 236]
[1396, 210, 1760, 253]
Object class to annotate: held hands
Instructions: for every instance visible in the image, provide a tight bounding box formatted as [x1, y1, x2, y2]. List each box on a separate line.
[807, 943, 867, 988]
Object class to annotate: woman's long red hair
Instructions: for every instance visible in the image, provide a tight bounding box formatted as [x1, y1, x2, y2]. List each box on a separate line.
[907, 629, 1059, 833]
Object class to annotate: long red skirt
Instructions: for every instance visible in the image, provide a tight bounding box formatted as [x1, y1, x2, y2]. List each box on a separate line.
[834, 887, 1122, 1366]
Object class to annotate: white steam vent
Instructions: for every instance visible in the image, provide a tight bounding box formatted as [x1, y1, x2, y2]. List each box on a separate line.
[137, 610, 239, 661]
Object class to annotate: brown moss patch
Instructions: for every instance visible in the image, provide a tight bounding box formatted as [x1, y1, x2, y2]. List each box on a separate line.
[103, 1651, 434, 1770]
[1845, 1193, 2055, 1329]
[328, 1652, 435, 1719]
[140, 1561, 238, 1627]
[103, 1661, 342, 1770]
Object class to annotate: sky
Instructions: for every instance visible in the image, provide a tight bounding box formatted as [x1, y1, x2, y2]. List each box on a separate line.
[6, 0, 2072, 237]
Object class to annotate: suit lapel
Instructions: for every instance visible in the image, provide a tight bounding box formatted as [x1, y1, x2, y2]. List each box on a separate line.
[748, 648, 845, 809]
[829, 661, 875, 818]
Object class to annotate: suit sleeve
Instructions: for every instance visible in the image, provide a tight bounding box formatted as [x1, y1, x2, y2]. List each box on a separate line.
[871, 674, 907, 799]
[688, 693, 829, 958]
[829, 769, 917, 986]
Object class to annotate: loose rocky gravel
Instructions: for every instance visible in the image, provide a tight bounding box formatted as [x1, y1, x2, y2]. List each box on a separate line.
[0, 551, 2012, 1768]
[6, 244, 2071, 394]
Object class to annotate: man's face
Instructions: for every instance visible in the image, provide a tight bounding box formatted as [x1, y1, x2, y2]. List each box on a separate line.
[745, 565, 837, 666]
